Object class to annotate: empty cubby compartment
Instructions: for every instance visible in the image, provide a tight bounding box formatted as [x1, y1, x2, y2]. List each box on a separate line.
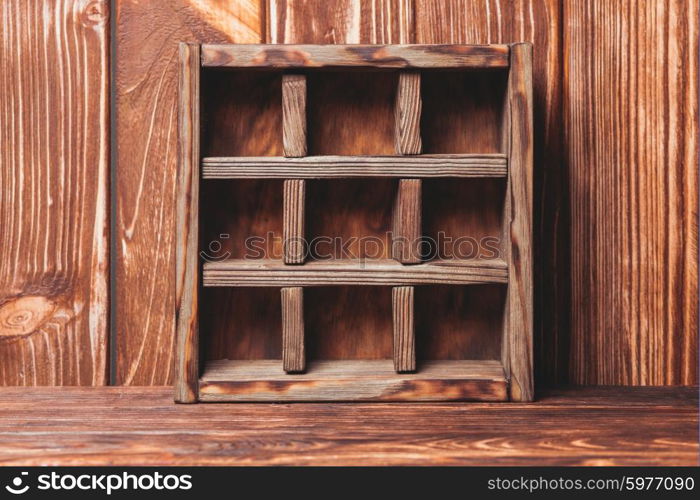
[306, 179, 396, 261]
[420, 69, 508, 154]
[305, 286, 393, 360]
[202, 287, 282, 362]
[201, 69, 283, 156]
[422, 178, 505, 261]
[415, 285, 506, 362]
[306, 70, 398, 155]
[200, 179, 283, 260]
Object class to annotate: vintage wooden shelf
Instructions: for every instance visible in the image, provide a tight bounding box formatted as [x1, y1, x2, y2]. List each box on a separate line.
[175, 43, 533, 403]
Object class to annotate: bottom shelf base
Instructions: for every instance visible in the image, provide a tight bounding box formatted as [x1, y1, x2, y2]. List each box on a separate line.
[199, 360, 508, 402]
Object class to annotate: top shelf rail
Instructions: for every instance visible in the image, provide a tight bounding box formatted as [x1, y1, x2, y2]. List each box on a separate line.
[201, 44, 511, 69]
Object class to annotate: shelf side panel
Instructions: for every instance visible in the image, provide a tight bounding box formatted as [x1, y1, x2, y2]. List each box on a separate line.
[504, 43, 534, 401]
[175, 43, 201, 403]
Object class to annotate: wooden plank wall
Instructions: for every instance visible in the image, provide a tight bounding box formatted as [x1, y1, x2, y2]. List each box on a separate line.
[1, 0, 694, 386]
[115, 0, 698, 386]
[114, 0, 262, 384]
[0, 0, 109, 385]
[565, 0, 698, 384]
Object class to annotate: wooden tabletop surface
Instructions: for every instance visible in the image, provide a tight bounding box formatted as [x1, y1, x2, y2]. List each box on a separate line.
[0, 386, 696, 466]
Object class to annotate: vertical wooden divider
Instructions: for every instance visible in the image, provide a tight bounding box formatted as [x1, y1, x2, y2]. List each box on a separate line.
[502, 44, 534, 401]
[392, 71, 422, 373]
[282, 73, 307, 372]
[282, 287, 306, 373]
[392, 71, 423, 264]
[282, 72, 307, 265]
[283, 180, 306, 264]
[175, 43, 201, 403]
[395, 72, 422, 154]
[282, 73, 307, 265]
[392, 180, 422, 263]
[283, 74, 307, 157]
[393, 287, 416, 373]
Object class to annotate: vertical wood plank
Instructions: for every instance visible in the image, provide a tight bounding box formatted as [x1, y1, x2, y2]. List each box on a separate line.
[505, 43, 534, 401]
[395, 71, 422, 154]
[283, 179, 305, 264]
[175, 43, 200, 403]
[564, 0, 698, 384]
[392, 286, 416, 373]
[392, 179, 422, 264]
[282, 287, 305, 373]
[0, 0, 109, 385]
[115, 0, 263, 385]
[394, 69, 422, 264]
[283, 74, 307, 157]
[415, 0, 567, 386]
[268, 0, 414, 44]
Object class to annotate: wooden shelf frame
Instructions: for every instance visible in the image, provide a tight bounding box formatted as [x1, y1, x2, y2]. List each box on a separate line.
[176, 43, 533, 403]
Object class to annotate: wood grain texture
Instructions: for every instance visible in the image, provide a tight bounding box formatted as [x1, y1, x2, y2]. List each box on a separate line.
[393, 70, 422, 268]
[420, 69, 508, 155]
[565, 0, 698, 385]
[0, 0, 109, 385]
[395, 72, 422, 154]
[307, 71, 398, 156]
[282, 74, 307, 157]
[414, 0, 568, 385]
[0, 386, 695, 465]
[200, 360, 506, 401]
[283, 179, 305, 264]
[503, 44, 533, 401]
[305, 286, 393, 361]
[201, 70, 282, 157]
[416, 285, 506, 361]
[203, 258, 508, 286]
[202, 44, 510, 68]
[281, 287, 305, 373]
[174, 43, 200, 403]
[200, 179, 283, 261]
[115, 0, 263, 385]
[392, 179, 422, 263]
[203, 288, 282, 361]
[392, 287, 415, 372]
[423, 178, 505, 260]
[306, 178, 395, 259]
[268, 0, 415, 44]
[202, 155, 508, 178]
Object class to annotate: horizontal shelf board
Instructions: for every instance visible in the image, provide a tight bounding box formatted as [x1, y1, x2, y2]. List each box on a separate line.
[202, 155, 508, 179]
[199, 360, 507, 402]
[202, 259, 508, 287]
[201, 44, 510, 69]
